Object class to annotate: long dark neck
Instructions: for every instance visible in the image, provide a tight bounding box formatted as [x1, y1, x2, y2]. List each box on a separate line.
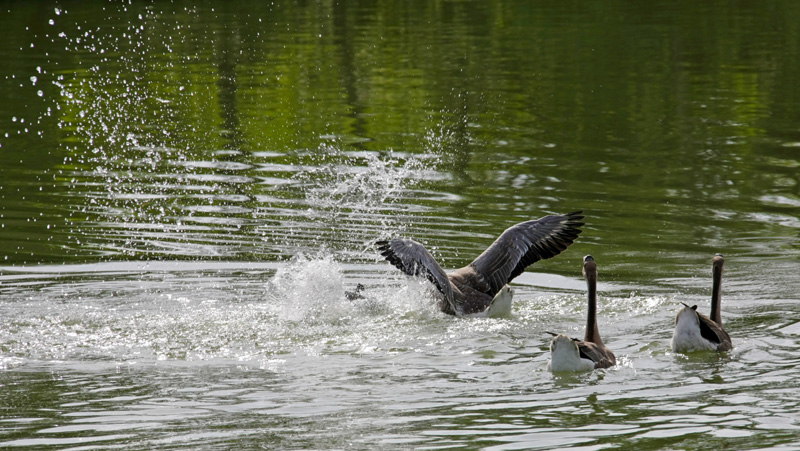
[710, 256, 724, 325]
[584, 271, 603, 346]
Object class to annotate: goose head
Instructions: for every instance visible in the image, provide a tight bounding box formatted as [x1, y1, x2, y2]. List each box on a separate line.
[582, 254, 596, 279]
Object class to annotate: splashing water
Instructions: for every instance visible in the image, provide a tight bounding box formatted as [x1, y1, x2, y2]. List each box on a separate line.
[265, 252, 439, 324]
[266, 253, 352, 322]
[303, 149, 420, 216]
[33, 6, 447, 262]
[293, 144, 441, 257]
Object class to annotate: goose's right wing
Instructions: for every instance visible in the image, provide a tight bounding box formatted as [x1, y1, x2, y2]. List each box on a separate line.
[377, 238, 454, 305]
[577, 341, 616, 369]
[697, 312, 733, 352]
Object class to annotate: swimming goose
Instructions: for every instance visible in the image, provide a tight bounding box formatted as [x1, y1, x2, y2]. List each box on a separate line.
[547, 255, 616, 372]
[377, 211, 584, 317]
[671, 253, 732, 353]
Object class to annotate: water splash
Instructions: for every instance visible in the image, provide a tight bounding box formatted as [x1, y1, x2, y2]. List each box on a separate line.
[32, 5, 215, 259]
[303, 149, 418, 216]
[14, 4, 456, 264]
[265, 252, 438, 324]
[266, 253, 351, 322]
[293, 144, 441, 257]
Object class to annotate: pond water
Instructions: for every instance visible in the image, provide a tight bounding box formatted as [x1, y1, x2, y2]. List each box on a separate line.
[2, 1, 800, 449]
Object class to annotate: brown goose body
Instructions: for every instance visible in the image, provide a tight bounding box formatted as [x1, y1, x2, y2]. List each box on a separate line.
[377, 211, 584, 316]
[671, 254, 732, 353]
[547, 255, 616, 371]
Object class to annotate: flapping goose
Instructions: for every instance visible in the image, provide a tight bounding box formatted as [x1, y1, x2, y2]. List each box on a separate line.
[671, 253, 732, 353]
[547, 255, 616, 372]
[377, 211, 584, 317]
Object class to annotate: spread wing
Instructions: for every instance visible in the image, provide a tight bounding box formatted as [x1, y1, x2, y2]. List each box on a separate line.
[467, 211, 584, 296]
[376, 238, 455, 307]
[577, 340, 616, 369]
[697, 312, 733, 352]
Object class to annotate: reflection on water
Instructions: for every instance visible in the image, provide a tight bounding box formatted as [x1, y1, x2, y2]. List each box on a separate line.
[2, 0, 800, 449]
[2, 1, 798, 272]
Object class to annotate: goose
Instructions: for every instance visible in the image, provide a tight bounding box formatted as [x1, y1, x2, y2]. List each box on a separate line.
[547, 255, 616, 372]
[376, 211, 584, 317]
[671, 253, 732, 352]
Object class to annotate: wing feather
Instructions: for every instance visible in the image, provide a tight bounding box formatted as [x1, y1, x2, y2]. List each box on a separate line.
[697, 312, 733, 352]
[468, 211, 584, 296]
[577, 341, 616, 369]
[376, 238, 455, 308]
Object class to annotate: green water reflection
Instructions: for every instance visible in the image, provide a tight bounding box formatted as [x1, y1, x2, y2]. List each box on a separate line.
[2, 1, 799, 277]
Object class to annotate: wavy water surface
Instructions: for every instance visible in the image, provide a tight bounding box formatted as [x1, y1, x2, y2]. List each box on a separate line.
[2, 1, 800, 449]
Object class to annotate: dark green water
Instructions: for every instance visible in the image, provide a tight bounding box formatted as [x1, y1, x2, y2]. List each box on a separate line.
[2, 1, 800, 449]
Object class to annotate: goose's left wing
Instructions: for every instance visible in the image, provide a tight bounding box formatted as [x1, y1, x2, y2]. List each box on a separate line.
[468, 211, 584, 296]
